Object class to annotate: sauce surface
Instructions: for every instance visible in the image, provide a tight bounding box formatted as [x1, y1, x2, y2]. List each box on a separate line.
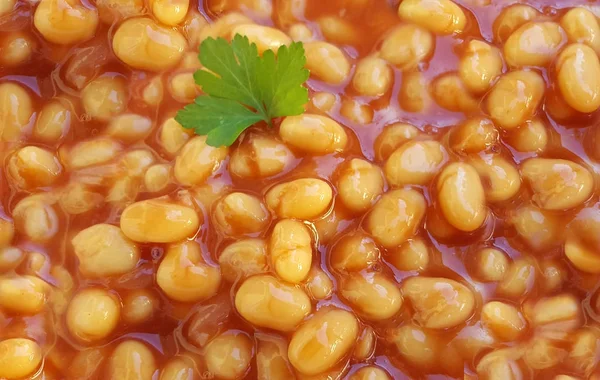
[1, 0, 600, 379]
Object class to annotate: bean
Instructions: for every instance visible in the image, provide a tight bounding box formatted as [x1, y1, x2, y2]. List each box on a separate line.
[67, 137, 122, 169]
[108, 340, 157, 380]
[504, 22, 565, 67]
[317, 16, 359, 45]
[390, 324, 442, 368]
[431, 73, 479, 112]
[72, 223, 139, 278]
[0, 275, 48, 314]
[288, 308, 358, 375]
[0, 338, 42, 379]
[305, 267, 334, 300]
[0, 32, 34, 66]
[149, 0, 189, 26]
[510, 204, 562, 250]
[459, 40, 503, 94]
[122, 289, 157, 325]
[402, 276, 475, 329]
[374, 123, 420, 161]
[219, 239, 268, 282]
[341, 271, 402, 321]
[397, 0, 466, 35]
[174, 136, 229, 186]
[304, 41, 351, 84]
[493, 4, 540, 43]
[213, 192, 269, 237]
[470, 154, 521, 203]
[365, 189, 426, 248]
[388, 238, 429, 272]
[350, 366, 391, 380]
[232, 24, 291, 54]
[481, 301, 526, 341]
[437, 162, 487, 232]
[230, 135, 294, 178]
[205, 331, 253, 380]
[505, 118, 548, 153]
[120, 199, 200, 243]
[399, 71, 431, 112]
[7, 146, 62, 190]
[521, 158, 593, 210]
[256, 334, 294, 380]
[265, 178, 333, 220]
[556, 43, 600, 113]
[338, 159, 384, 212]
[0, 82, 33, 142]
[385, 140, 447, 186]
[156, 241, 221, 302]
[449, 117, 499, 154]
[279, 114, 347, 154]
[66, 288, 120, 343]
[270, 219, 312, 283]
[235, 274, 311, 331]
[330, 233, 380, 272]
[33, 101, 71, 144]
[380, 24, 434, 70]
[34, 0, 98, 44]
[352, 56, 392, 97]
[561, 8, 600, 53]
[497, 258, 535, 299]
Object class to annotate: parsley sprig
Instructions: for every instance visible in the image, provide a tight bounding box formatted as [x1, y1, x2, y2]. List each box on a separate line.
[175, 35, 310, 147]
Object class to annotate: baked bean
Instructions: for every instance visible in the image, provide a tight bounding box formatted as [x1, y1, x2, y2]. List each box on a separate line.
[288, 22, 313, 42]
[122, 289, 157, 325]
[337, 159, 384, 212]
[213, 192, 269, 237]
[567, 329, 599, 374]
[305, 267, 333, 300]
[366, 189, 426, 248]
[385, 140, 447, 186]
[330, 233, 379, 272]
[493, 4, 540, 43]
[487, 70, 545, 130]
[219, 239, 268, 282]
[156, 241, 221, 302]
[399, 71, 431, 112]
[304, 41, 351, 84]
[390, 324, 441, 368]
[33, 101, 71, 144]
[350, 366, 391, 380]
[505, 118, 548, 153]
[256, 334, 294, 380]
[0, 247, 23, 272]
[280, 114, 347, 154]
[473, 248, 508, 282]
[143, 76, 164, 106]
[449, 117, 499, 154]
[565, 235, 600, 273]
[437, 162, 487, 232]
[569, 206, 600, 247]
[354, 326, 376, 361]
[397, 0, 466, 35]
[317, 16, 358, 45]
[106, 176, 139, 204]
[113, 17, 187, 71]
[452, 323, 496, 361]
[149, 0, 189, 26]
[341, 271, 402, 321]
[66, 288, 120, 343]
[0, 82, 33, 142]
[182, 10, 207, 48]
[546, 84, 579, 122]
[529, 294, 581, 336]
[288, 308, 358, 375]
[561, 8, 600, 53]
[309, 91, 336, 113]
[0, 0, 14, 14]
[0, 32, 34, 66]
[159, 117, 194, 157]
[352, 56, 392, 97]
[205, 331, 253, 380]
[0, 275, 48, 314]
[389, 238, 429, 272]
[402, 276, 475, 329]
[497, 258, 535, 298]
[174, 136, 229, 186]
[521, 158, 593, 210]
[108, 340, 157, 380]
[540, 259, 567, 292]
[470, 154, 521, 202]
[232, 24, 291, 54]
[380, 24, 434, 70]
[428, 206, 461, 242]
[159, 358, 195, 380]
[121, 199, 199, 243]
[13, 195, 59, 242]
[524, 338, 566, 370]
[481, 301, 526, 341]
[340, 97, 374, 125]
[34, 0, 98, 44]
[230, 135, 294, 178]
[120, 150, 155, 178]
[97, 0, 143, 23]
[265, 178, 333, 220]
[504, 22, 565, 67]
[105, 114, 152, 143]
[67, 137, 122, 169]
[0, 220, 14, 249]
[235, 274, 311, 331]
[556, 43, 600, 113]
[72, 223, 139, 278]
[144, 164, 171, 193]
[169, 72, 199, 103]
[374, 123, 420, 161]
[476, 348, 523, 380]
[510, 204, 562, 250]
[82, 75, 127, 121]
[459, 40, 503, 94]
[7, 146, 62, 189]
[270, 219, 312, 283]
[0, 338, 42, 379]
[431, 73, 479, 112]
[196, 12, 252, 42]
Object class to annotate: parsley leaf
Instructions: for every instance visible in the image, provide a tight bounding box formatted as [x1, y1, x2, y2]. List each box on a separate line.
[175, 34, 309, 147]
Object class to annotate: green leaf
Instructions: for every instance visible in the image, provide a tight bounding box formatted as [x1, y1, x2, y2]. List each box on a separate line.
[176, 34, 309, 147]
[175, 97, 264, 147]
